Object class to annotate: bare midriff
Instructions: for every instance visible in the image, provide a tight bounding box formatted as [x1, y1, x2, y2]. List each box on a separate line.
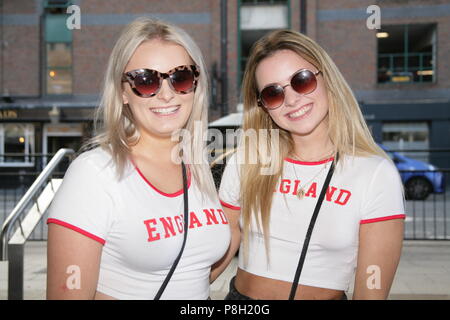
[234, 268, 345, 300]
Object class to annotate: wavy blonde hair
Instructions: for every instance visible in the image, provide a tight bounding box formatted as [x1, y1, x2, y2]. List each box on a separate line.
[238, 29, 390, 263]
[83, 17, 216, 199]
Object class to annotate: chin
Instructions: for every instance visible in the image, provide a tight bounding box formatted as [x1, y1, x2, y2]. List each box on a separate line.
[290, 114, 328, 136]
[139, 122, 184, 140]
[155, 125, 185, 137]
[155, 114, 190, 132]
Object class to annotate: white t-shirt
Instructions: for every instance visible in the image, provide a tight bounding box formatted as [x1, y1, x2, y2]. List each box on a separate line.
[219, 152, 406, 291]
[47, 147, 231, 300]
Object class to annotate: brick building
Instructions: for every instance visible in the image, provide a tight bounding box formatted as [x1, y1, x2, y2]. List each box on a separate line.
[0, 0, 449, 174]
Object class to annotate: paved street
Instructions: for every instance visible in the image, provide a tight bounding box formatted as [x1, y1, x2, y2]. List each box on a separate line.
[1, 240, 449, 300]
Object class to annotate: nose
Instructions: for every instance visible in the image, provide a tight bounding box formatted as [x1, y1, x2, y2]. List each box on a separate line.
[156, 78, 175, 102]
[283, 84, 302, 108]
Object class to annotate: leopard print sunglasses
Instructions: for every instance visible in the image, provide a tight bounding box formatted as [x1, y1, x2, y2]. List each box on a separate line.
[122, 65, 200, 98]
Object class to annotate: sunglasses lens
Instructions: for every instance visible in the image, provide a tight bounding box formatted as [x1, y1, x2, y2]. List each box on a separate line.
[291, 70, 317, 95]
[171, 70, 195, 93]
[134, 71, 160, 96]
[260, 85, 284, 109]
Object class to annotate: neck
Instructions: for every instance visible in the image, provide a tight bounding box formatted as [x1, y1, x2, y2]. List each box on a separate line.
[291, 129, 334, 162]
[131, 131, 180, 164]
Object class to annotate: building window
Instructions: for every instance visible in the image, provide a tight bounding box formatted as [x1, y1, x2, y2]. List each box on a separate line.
[42, 123, 83, 167]
[45, 0, 71, 12]
[44, 1, 73, 95]
[377, 24, 436, 84]
[239, 0, 290, 90]
[0, 124, 35, 166]
[382, 122, 429, 162]
[46, 42, 72, 94]
[241, 0, 287, 3]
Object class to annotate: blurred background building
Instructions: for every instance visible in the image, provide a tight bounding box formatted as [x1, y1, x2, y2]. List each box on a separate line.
[0, 2, 449, 300]
[0, 0, 449, 179]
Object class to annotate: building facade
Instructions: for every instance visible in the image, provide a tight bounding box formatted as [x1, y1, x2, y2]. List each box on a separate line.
[0, 0, 449, 178]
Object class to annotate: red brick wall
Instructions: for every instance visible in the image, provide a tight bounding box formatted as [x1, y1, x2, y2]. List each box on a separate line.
[1, 0, 40, 96]
[1, 0, 449, 107]
[73, 0, 216, 96]
[314, 0, 450, 98]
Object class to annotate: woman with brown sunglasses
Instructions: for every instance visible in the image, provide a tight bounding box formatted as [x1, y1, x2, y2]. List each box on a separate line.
[46, 18, 230, 300]
[216, 29, 406, 300]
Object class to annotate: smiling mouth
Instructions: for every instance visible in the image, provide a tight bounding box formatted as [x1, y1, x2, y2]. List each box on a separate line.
[285, 103, 313, 119]
[149, 105, 181, 115]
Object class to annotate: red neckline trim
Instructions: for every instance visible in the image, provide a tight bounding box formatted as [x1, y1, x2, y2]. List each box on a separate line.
[284, 157, 334, 166]
[133, 163, 191, 198]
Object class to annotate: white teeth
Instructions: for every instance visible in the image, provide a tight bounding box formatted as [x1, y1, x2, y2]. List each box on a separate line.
[151, 106, 180, 114]
[288, 104, 312, 118]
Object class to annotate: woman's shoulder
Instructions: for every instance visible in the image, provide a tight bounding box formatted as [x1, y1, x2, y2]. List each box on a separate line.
[68, 146, 116, 180]
[76, 146, 112, 163]
[340, 152, 396, 176]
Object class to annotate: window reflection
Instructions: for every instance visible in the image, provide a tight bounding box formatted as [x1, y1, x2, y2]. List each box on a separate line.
[1, 124, 35, 164]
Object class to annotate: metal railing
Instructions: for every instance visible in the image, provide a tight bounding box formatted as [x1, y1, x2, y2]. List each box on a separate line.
[378, 52, 433, 83]
[403, 168, 449, 241]
[0, 148, 74, 300]
[0, 152, 71, 241]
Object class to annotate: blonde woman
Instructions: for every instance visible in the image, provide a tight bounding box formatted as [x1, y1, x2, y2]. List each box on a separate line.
[46, 18, 230, 300]
[217, 29, 405, 300]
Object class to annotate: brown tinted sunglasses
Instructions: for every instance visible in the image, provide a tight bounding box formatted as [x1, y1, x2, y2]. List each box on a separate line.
[257, 69, 321, 109]
[122, 65, 200, 98]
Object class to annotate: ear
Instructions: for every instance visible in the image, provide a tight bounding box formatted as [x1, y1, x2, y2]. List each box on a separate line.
[122, 90, 129, 106]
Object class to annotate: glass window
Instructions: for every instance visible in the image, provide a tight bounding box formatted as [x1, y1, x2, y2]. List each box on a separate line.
[5, 125, 26, 158]
[47, 43, 72, 67]
[242, 0, 287, 4]
[239, 0, 290, 90]
[377, 24, 436, 84]
[46, 43, 72, 94]
[44, 3, 73, 95]
[0, 124, 35, 166]
[44, 0, 72, 13]
[382, 122, 429, 162]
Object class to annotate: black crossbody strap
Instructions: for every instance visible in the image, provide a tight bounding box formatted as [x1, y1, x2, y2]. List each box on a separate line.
[154, 161, 189, 300]
[289, 153, 339, 300]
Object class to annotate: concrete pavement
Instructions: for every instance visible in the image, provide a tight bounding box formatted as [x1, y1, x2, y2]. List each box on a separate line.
[1, 240, 449, 300]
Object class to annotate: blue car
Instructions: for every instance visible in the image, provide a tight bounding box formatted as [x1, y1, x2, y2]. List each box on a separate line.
[380, 144, 445, 200]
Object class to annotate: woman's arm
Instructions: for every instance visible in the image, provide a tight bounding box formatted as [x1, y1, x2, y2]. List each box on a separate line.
[47, 224, 103, 299]
[352, 219, 404, 299]
[210, 207, 241, 283]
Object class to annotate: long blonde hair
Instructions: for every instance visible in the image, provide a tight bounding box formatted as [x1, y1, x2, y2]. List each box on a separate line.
[83, 17, 216, 199]
[239, 29, 389, 263]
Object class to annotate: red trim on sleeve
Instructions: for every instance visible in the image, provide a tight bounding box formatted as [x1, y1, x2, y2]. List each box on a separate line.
[220, 199, 241, 211]
[47, 218, 106, 245]
[360, 214, 406, 225]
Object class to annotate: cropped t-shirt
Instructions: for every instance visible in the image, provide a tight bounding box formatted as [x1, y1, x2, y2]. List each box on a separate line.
[219, 152, 406, 291]
[47, 147, 231, 299]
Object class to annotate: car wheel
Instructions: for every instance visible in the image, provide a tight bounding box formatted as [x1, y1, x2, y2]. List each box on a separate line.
[405, 177, 433, 200]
